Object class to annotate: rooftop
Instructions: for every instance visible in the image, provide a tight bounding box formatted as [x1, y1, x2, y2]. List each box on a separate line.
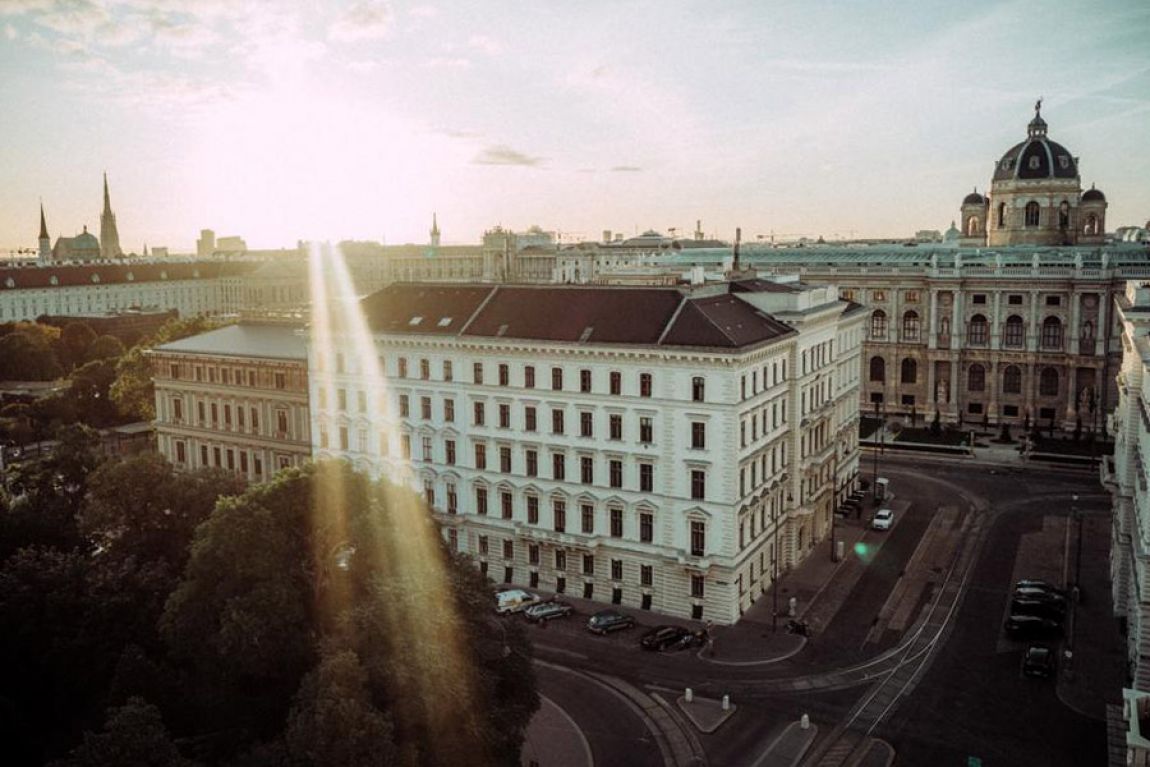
[152, 323, 307, 360]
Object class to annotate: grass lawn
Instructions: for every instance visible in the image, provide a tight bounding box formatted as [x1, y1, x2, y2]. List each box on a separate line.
[894, 426, 973, 447]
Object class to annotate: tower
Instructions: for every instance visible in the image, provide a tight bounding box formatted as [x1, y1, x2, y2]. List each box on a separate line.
[430, 213, 441, 249]
[38, 202, 51, 262]
[99, 173, 122, 258]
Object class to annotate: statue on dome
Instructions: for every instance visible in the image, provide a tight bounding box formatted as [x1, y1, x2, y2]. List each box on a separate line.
[1035, 97, 1042, 115]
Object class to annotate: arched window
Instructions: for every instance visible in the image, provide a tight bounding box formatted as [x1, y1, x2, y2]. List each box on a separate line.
[969, 314, 988, 345]
[1084, 214, 1099, 235]
[997, 202, 1006, 229]
[968, 364, 985, 392]
[1059, 201, 1070, 229]
[1025, 201, 1040, 227]
[1004, 315, 1024, 348]
[871, 310, 887, 339]
[900, 358, 917, 384]
[1039, 367, 1059, 396]
[1041, 316, 1063, 349]
[902, 311, 920, 342]
[967, 216, 980, 236]
[869, 356, 885, 383]
[1002, 365, 1022, 394]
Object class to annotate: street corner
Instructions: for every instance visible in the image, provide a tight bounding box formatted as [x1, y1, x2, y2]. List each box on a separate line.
[697, 624, 807, 667]
[676, 691, 737, 733]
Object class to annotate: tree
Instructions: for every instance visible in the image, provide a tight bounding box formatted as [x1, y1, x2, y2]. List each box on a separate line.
[87, 335, 126, 363]
[111, 316, 225, 421]
[49, 698, 198, 767]
[57, 322, 97, 371]
[0, 331, 63, 380]
[70, 360, 119, 426]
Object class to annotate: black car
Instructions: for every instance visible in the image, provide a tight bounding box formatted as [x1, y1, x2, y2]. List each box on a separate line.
[1022, 644, 1056, 678]
[523, 600, 574, 623]
[1011, 597, 1066, 620]
[586, 609, 635, 635]
[639, 625, 699, 652]
[1015, 579, 1065, 595]
[1004, 614, 1063, 638]
[1014, 587, 1067, 604]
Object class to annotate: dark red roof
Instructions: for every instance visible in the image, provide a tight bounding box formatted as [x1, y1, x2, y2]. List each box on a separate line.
[362, 283, 798, 350]
[0, 261, 257, 289]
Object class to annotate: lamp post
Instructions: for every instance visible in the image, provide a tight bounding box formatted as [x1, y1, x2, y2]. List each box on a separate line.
[773, 489, 794, 633]
[1073, 493, 1084, 600]
[872, 401, 881, 493]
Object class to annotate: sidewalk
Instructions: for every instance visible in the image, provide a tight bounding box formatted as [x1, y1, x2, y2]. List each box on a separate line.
[520, 694, 592, 767]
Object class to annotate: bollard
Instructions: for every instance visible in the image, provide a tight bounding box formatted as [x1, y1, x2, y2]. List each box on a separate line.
[789, 596, 797, 617]
[801, 713, 810, 730]
[722, 694, 730, 711]
[685, 687, 693, 703]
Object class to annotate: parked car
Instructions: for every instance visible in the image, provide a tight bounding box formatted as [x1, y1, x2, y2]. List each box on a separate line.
[872, 509, 894, 530]
[1014, 587, 1067, 605]
[494, 589, 540, 615]
[1015, 579, 1066, 596]
[587, 609, 635, 635]
[1004, 614, 1063, 638]
[523, 600, 574, 623]
[1022, 644, 1056, 678]
[639, 625, 699, 652]
[1010, 597, 1066, 620]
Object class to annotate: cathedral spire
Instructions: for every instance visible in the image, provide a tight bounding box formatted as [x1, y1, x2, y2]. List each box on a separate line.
[39, 201, 49, 240]
[103, 172, 111, 214]
[99, 173, 122, 258]
[429, 212, 441, 248]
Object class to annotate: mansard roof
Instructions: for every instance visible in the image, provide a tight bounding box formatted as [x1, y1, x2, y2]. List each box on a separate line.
[361, 282, 800, 351]
[0, 260, 258, 289]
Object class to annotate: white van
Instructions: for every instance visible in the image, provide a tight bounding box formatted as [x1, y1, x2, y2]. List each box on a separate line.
[494, 588, 540, 615]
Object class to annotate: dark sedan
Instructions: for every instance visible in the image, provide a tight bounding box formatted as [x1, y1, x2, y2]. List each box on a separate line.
[1010, 597, 1066, 620]
[639, 625, 700, 652]
[524, 600, 574, 623]
[1004, 614, 1063, 638]
[586, 609, 635, 635]
[1022, 644, 1056, 678]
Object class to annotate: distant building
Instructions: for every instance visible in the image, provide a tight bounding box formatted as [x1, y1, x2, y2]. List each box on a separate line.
[148, 322, 311, 482]
[215, 235, 247, 254]
[197, 229, 216, 259]
[99, 173, 122, 259]
[52, 226, 101, 262]
[310, 280, 865, 624]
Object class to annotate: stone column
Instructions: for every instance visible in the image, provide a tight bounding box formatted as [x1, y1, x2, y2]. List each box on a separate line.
[1096, 291, 1109, 357]
[952, 291, 963, 348]
[1069, 290, 1081, 356]
[950, 357, 961, 421]
[928, 289, 939, 350]
[991, 291, 1003, 350]
[1028, 290, 1040, 352]
[927, 356, 937, 412]
[987, 360, 999, 424]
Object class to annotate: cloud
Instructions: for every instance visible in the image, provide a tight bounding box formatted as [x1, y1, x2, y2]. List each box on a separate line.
[408, 5, 438, 18]
[435, 127, 482, 139]
[467, 34, 502, 56]
[472, 145, 543, 167]
[329, 0, 393, 42]
[426, 56, 471, 70]
[5, 24, 17, 40]
[611, 165, 642, 172]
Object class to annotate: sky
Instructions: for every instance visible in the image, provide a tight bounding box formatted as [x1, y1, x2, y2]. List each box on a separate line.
[1, 0, 1148, 253]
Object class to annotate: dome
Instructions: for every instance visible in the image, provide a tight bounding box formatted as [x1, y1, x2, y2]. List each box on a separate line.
[993, 109, 1078, 182]
[1082, 186, 1106, 203]
[73, 230, 99, 248]
[963, 190, 986, 205]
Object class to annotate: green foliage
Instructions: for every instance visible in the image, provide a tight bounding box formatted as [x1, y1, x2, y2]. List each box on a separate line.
[0, 330, 63, 381]
[49, 698, 199, 767]
[87, 335, 126, 363]
[70, 360, 119, 427]
[58, 322, 98, 370]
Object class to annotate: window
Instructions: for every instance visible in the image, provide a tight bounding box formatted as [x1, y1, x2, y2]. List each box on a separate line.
[525, 406, 537, 432]
[611, 559, 623, 580]
[473, 362, 484, 384]
[552, 409, 565, 434]
[399, 395, 410, 417]
[554, 499, 566, 532]
[552, 453, 566, 480]
[401, 435, 412, 459]
[610, 507, 623, 537]
[499, 403, 511, 428]
[1045, 295, 1062, 307]
[998, 202, 1006, 229]
[869, 356, 885, 382]
[639, 416, 653, 443]
[968, 363, 985, 392]
[529, 544, 539, 565]
[581, 456, 594, 484]
[398, 358, 408, 378]
[1024, 201, 1040, 227]
[476, 487, 488, 515]
[175, 441, 186, 463]
[473, 401, 485, 426]
[444, 399, 455, 422]
[478, 535, 488, 555]
[692, 376, 705, 402]
[527, 495, 539, 524]
[639, 464, 653, 492]
[337, 389, 347, 411]
[901, 311, 920, 342]
[551, 367, 563, 390]
[972, 294, 987, 305]
[500, 446, 511, 474]
[609, 371, 621, 395]
[424, 479, 435, 505]
[498, 364, 509, 386]
[900, 358, 917, 385]
[501, 492, 513, 520]
[447, 484, 457, 513]
[555, 549, 566, 571]
[609, 460, 623, 488]
[474, 443, 487, 469]
[1003, 405, 1019, 417]
[581, 504, 594, 534]
[968, 314, 988, 345]
[872, 289, 886, 302]
[691, 574, 704, 597]
[691, 421, 706, 449]
[422, 436, 433, 462]
[641, 565, 653, 587]
[580, 411, 593, 438]
[526, 449, 538, 477]
[640, 512, 653, 543]
[609, 414, 623, 440]
[357, 391, 367, 413]
[1008, 294, 1023, 305]
[1039, 367, 1059, 396]
[172, 398, 183, 421]
[274, 373, 286, 390]
[580, 369, 592, 393]
[524, 365, 535, 388]
[1041, 317, 1063, 350]
[905, 290, 919, 303]
[640, 373, 652, 397]
[420, 359, 430, 380]
[870, 310, 887, 339]
[1004, 315, 1024, 347]
[421, 397, 432, 420]
[690, 471, 705, 500]
[1002, 365, 1022, 394]
[443, 360, 453, 381]
[582, 554, 594, 575]
[446, 440, 456, 465]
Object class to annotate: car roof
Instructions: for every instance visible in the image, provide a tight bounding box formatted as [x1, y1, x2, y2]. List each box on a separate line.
[877, 509, 892, 515]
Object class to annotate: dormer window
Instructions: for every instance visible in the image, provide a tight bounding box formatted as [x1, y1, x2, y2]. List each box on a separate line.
[49, 276, 58, 286]
[91, 274, 101, 283]
[409, 316, 423, 326]
[126, 271, 134, 281]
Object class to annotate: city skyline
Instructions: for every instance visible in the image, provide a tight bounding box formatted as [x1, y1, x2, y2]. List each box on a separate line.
[1, 0, 1148, 252]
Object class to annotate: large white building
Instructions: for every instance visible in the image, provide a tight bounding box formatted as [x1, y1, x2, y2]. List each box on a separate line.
[309, 279, 865, 624]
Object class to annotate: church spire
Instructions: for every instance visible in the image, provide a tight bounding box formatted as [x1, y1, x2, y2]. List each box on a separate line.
[38, 201, 51, 262]
[429, 212, 441, 248]
[99, 172, 122, 258]
[103, 172, 111, 215]
[39, 201, 49, 240]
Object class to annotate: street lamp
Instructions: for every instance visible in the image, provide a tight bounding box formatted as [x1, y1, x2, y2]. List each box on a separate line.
[772, 489, 794, 633]
[1073, 493, 1084, 600]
